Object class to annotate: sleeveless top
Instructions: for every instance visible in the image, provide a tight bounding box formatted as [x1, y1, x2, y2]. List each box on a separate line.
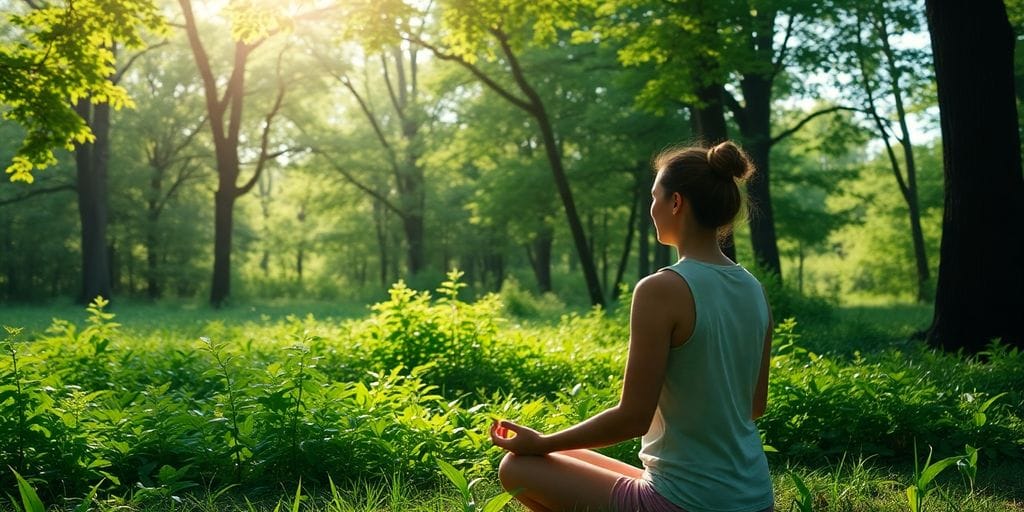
[639, 258, 774, 512]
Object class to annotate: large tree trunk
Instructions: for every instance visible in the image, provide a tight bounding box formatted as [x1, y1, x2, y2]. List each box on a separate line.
[74, 100, 112, 304]
[925, 0, 1024, 351]
[738, 73, 782, 277]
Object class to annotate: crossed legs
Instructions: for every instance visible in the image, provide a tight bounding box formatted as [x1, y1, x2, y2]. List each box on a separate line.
[498, 449, 644, 511]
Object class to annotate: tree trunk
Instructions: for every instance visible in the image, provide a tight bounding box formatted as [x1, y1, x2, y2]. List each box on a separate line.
[612, 175, 640, 299]
[532, 106, 605, 306]
[527, 225, 553, 293]
[401, 213, 425, 276]
[146, 215, 160, 299]
[877, 13, 931, 302]
[738, 73, 782, 277]
[374, 198, 389, 287]
[925, 0, 1024, 352]
[210, 188, 235, 306]
[74, 100, 113, 305]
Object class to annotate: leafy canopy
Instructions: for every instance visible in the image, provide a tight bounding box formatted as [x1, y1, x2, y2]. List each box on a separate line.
[0, 0, 165, 183]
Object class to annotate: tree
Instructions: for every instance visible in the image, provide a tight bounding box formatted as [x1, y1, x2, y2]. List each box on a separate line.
[113, 44, 210, 298]
[1, 0, 163, 182]
[347, 0, 608, 306]
[924, 0, 1024, 351]
[316, 45, 433, 277]
[177, 0, 294, 307]
[831, 0, 935, 302]
[3, 1, 164, 303]
[596, 0, 860, 280]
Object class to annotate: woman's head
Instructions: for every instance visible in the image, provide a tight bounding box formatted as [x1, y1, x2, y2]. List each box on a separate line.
[651, 141, 755, 240]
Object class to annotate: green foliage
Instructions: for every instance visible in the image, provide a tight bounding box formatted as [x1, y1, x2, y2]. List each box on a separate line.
[1, 283, 1022, 509]
[1, 0, 165, 181]
[437, 459, 517, 512]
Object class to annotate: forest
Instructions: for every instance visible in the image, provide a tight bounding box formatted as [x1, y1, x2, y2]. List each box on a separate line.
[1, 0, 1023, 511]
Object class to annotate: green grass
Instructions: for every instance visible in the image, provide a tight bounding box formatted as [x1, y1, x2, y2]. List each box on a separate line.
[1, 278, 1022, 512]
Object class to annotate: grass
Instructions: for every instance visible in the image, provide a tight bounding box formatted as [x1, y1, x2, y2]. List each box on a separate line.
[2, 284, 1022, 512]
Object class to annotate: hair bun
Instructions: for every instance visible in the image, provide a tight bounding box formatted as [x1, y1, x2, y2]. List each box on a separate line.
[707, 141, 754, 182]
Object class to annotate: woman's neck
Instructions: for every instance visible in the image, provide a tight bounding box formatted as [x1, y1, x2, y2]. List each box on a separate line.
[674, 229, 733, 265]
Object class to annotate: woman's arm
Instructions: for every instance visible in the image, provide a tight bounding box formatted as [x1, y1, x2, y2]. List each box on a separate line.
[492, 272, 684, 455]
[752, 296, 773, 420]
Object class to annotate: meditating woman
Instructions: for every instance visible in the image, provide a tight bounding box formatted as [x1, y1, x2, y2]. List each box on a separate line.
[490, 141, 775, 512]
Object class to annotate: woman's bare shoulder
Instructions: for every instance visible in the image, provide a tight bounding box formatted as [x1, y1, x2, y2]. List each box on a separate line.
[634, 270, 692, 303]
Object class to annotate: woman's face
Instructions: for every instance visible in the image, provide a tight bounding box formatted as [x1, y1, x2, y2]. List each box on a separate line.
[650, 171, 678, 246]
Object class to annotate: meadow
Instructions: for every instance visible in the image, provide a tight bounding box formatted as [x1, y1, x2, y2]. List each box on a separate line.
[1, 273, 1022, 512]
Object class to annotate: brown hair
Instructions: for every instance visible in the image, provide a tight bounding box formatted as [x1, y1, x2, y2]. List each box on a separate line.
[653, 140, 755, 234]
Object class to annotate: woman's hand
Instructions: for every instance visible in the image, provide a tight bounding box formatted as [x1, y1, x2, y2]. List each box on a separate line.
[490, 420, 551, 456]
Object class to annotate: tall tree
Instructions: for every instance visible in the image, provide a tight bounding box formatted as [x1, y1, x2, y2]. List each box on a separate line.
[178, 0, 291, 307]
[3, 1, 164, 303]
[924, 0, 1024, 351]
[833, 0, 934, 302]
[599, 0, 858, 279]
[73, 44, 161, 303]
[348, 0, 608, 306]
[318, 46, 432, 276]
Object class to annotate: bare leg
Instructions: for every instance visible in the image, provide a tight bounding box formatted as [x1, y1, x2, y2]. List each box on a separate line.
[498, 451, 630, 511]
[556, 449, 644, 479]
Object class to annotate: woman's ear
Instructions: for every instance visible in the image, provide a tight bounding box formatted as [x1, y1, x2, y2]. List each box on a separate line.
[672, 192, 683, 214]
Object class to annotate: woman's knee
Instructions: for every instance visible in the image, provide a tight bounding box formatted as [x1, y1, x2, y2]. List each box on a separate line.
[497, 452, 518, 489]
[498, 452, 538, 490]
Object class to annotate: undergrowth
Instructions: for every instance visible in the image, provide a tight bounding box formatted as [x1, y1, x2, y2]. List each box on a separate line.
[1, 271, 1021, 510]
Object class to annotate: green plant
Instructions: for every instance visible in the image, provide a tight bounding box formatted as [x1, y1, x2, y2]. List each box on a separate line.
[787, 469, 813, 512]
[9, 469, 101, 512]
[906, 441, 967, 512]
[2, 326, 28, 475]
[200, 336, 251, 482]
[437, 459, 517, 512]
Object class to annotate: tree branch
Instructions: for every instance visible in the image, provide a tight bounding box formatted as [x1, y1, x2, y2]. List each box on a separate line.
[405, 35, 533, 112]
[315, 150, 406, 219]
[113, 41, 169, 85]
[178, 0, 224, 140]
[771, 14, 796, 83]
[330, 69, 402, 175]
[854, 14, 910, 202]
[770, 105, 865, 146]
[380, 51, 407, 124]
[237, 77, 286, 196]
[224, 41, 251, 146]
[490, 27, 542, 113]
[0, 184, 75, 206]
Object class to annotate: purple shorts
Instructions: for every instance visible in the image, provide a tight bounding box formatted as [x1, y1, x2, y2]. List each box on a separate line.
[610, 477, 685, 512]
[610, 477, 775, 512]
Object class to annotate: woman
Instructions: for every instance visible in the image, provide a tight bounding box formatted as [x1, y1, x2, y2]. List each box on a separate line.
[490, 141, 774, 512]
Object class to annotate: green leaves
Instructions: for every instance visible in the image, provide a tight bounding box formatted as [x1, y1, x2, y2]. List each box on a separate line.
[1, 0, 165, 181]
[12, 470, 45, 512]
[438, 458, 518, 512]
